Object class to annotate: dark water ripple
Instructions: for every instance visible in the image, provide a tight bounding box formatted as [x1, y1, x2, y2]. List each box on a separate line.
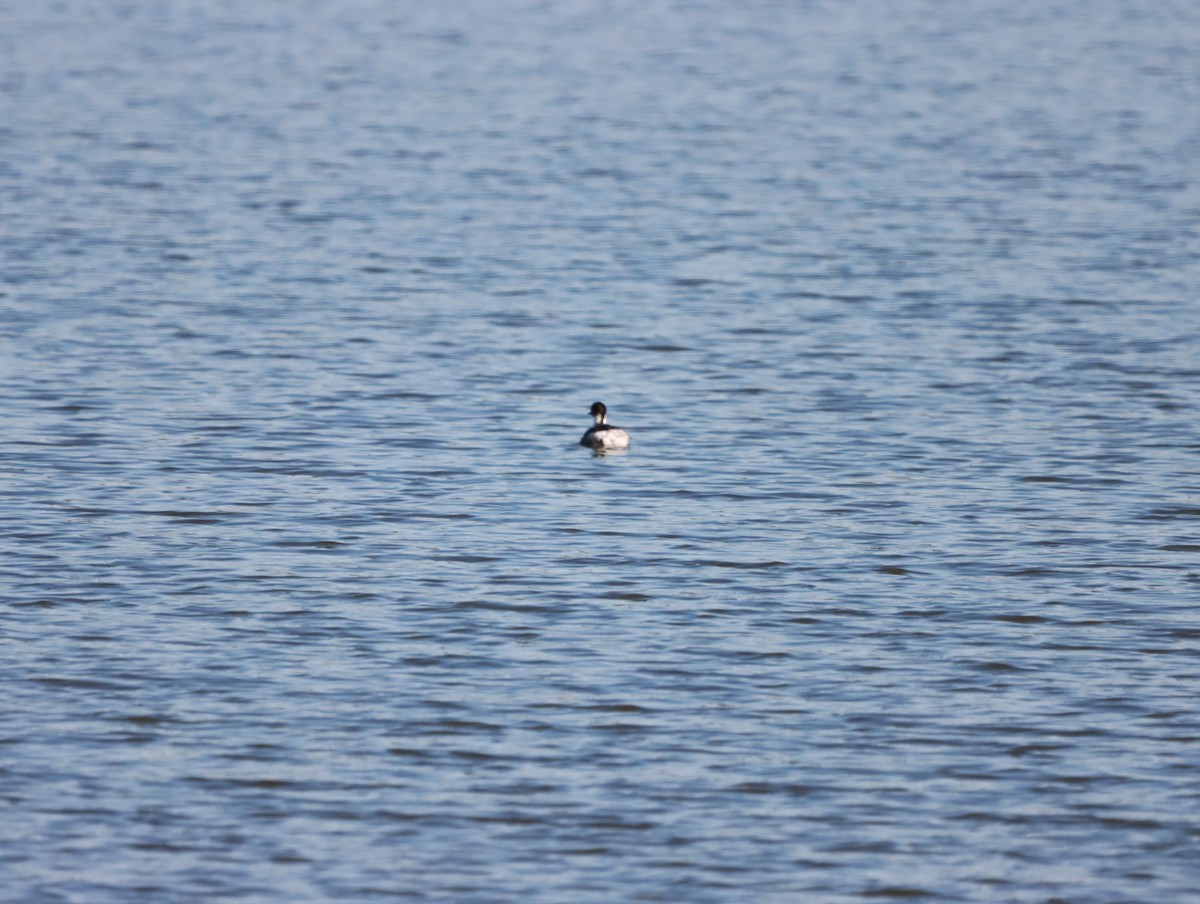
[3, 0, 1200, 901]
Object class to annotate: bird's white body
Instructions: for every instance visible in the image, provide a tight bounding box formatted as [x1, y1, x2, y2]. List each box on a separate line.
[581, 423, 631, 451]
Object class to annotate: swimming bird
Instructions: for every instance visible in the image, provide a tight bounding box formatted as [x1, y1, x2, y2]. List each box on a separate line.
[580, 401, 631, 451]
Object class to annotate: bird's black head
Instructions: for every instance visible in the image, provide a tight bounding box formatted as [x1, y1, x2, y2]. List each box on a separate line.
[589, 401, 607, 418]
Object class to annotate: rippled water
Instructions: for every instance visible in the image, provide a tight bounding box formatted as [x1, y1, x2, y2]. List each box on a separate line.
[3, 0, 1200, 901]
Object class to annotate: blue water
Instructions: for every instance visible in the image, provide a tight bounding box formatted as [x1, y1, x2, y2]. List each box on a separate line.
[3, 1, 1200, 901]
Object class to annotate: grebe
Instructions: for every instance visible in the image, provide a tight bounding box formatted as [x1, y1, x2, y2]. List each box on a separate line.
[580, 401, 631, 451]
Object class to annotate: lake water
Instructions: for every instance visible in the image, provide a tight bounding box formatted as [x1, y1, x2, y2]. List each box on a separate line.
[3, 0, 1200, 901]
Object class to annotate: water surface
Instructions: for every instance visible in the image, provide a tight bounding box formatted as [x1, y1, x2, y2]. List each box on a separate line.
[3, 1, 1200, 901]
